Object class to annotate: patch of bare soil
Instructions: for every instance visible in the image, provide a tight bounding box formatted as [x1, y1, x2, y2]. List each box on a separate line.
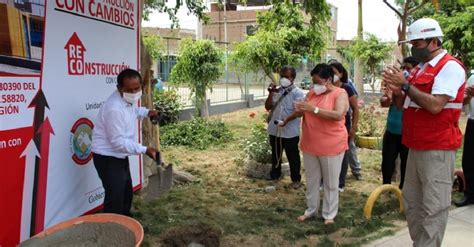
[159, 223, 221, 247]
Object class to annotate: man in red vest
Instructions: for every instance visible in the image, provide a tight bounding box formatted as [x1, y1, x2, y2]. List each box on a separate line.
[383, 18, 466, 246]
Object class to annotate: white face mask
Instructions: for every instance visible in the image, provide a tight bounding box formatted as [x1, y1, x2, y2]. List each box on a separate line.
[333, 75, 340, 82]
[280, 77, 292, 88]
[313, 84, 327, 95]
[123, 91, 142, 104]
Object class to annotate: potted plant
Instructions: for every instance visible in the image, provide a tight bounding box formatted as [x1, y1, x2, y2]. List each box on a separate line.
[356, 102, 386, 149]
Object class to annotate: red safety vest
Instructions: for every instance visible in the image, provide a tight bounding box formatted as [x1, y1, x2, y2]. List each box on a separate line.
[402, 53, 466, 150]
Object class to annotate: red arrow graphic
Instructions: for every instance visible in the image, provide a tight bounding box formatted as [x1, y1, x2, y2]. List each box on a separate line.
[33, 118, 54, 234]
[28, 89, 49, 135]
[27, 89, 50, 236]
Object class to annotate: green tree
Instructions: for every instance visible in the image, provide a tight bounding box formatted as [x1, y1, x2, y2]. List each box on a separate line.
[231, 1, 329, 83]
[351, 33, 393, 92]
[433, 6, 474, 69]
[142, 34, 163, 60]
[169, 39, 223, 118]
[410, 1, 474, 68]
[383, 0, 440, 57]
[143, 0, 209, 28]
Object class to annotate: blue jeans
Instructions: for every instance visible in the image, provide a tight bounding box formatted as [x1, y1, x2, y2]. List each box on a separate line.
[339, 138, 361, 188]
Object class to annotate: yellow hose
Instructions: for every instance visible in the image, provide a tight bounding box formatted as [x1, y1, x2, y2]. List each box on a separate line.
[363, 184, 404, 220]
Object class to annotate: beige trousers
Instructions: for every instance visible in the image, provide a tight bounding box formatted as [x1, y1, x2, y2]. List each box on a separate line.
[402, 149, 455, 247]
[303, 152, 344, 220]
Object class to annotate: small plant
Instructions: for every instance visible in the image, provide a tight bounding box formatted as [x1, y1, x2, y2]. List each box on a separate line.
[153, 90, 183, 126]
[241, 123, 272, 164]
[357, 103, 386, 137]
[160, 118, 233, 149]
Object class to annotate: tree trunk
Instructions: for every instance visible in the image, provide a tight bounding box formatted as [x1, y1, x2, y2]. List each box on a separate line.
[400, 14, 408, 57]
[140, 1, 159, 188]
[199, 90, 210, 118]
[354, 0, 364, 96]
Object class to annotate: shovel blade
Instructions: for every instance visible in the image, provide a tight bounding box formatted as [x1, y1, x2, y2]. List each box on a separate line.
[157, 163, 173, 192]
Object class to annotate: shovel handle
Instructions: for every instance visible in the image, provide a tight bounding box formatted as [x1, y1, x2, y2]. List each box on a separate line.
[155, 123, 160, 151]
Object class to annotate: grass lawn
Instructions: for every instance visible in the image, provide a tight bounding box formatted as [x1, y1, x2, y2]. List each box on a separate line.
[133, 106, 465, 247]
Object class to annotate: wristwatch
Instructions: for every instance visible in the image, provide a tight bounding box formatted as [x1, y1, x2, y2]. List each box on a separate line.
[401, 83, 411, 93]
[313, 107, 320, 115]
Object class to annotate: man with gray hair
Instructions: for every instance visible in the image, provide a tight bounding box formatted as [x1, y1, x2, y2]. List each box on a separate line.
[265, 66, 305, 189]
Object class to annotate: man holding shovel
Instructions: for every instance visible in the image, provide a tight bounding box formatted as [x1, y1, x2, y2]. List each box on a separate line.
[92, 69, 159, 216]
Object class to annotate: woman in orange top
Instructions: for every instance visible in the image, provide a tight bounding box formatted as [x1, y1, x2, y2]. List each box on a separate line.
[293, 63, 349, 225]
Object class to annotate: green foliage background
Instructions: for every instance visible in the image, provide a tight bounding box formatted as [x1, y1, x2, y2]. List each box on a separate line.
[241, 123, 272, 164]
[153, 90, 182, 126]
[230, 1, 329, 83]
[160, 118, 233, 150]
[170, 39, 223, 115]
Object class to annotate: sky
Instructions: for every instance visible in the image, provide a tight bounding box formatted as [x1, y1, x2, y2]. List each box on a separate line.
[142, 0, 401, 42]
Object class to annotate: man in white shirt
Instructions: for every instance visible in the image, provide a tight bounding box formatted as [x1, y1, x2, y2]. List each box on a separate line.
[92, 68, 159, 216]
[455, 71, 474, 207]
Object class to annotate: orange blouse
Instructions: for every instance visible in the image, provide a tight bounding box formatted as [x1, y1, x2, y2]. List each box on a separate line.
[300, 88, 348, 156]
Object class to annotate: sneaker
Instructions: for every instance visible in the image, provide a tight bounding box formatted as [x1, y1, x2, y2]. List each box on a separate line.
[354, 174, 363, 180]
[338, 187, 344, 192]
[290, 182, 302, 189]
[319, 185, 323, 191]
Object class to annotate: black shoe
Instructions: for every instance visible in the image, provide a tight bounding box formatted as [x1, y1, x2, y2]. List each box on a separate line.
[454, 196, 474, 207]
[267, 175, 282, 181]
[354, 174, 363, 180]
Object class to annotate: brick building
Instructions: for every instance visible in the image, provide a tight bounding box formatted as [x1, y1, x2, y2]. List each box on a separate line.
[199, 0, 338, 53]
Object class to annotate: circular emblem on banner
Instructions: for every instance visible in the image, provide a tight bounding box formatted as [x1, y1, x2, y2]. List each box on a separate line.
[70, 118, 94, 165]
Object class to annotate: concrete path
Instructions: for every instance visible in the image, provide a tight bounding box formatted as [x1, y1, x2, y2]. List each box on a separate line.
[366, 205, 474, 247]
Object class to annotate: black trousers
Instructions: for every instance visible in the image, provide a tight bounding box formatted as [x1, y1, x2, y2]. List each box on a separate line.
[92, 153, 133, 216]
[269, 135, 301, 182]
[462, 119, 474, 197]
[381, 130, 409, 189]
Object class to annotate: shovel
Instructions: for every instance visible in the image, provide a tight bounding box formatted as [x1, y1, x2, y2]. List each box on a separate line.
[153, 116, 173, 192]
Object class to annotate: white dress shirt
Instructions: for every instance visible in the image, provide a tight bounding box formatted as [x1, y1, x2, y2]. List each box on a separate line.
[92, 90, 149, 158]
[404, 51, 466, 108]
[416, 51, 465, 99]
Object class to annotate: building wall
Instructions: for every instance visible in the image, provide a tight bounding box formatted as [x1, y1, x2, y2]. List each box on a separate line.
[141, 27, 196, 80]
[141, 27, 196, 56]
[0, 4, 12, 55]
[0, 4, 27, 58]
[202, 9, 261, 49]
[202, 3, 338, 52]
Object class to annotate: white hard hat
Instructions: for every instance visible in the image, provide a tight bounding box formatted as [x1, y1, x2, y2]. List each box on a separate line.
[400, 18, 444, 43]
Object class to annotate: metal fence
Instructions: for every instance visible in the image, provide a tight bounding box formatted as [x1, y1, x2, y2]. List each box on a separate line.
[162, 59, 318, 107]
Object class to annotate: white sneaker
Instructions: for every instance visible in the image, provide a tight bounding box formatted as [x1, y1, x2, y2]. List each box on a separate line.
[338, 187, 344, 192]
[320, 185, 323, 191]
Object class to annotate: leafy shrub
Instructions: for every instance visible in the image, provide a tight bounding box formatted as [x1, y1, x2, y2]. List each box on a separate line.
[357, 102, 386, 137]
[241, 123, 272, 164]
[153, 90, 182, 126]
[160, 118, 233, 149]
